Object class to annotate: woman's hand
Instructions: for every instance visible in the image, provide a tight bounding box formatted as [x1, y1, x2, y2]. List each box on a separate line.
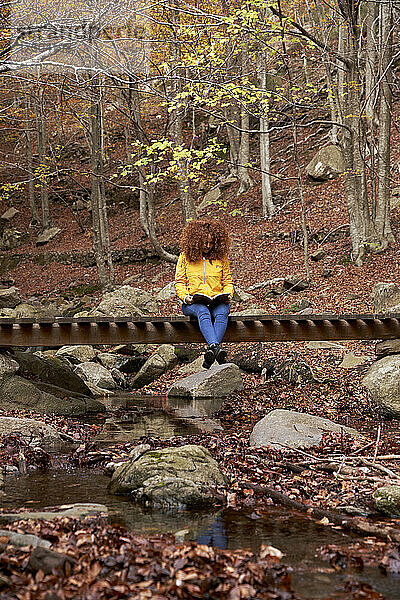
[184, 295, 194, 304]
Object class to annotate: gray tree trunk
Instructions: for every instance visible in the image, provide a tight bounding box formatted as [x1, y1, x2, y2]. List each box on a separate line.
[237, 44, 254, 195]
[171, 2, 196, 224]
[24, 90, 39, 225]
[258, 57, 274, 217]
[89, 78, 114, 290]
[375, 0, 394, 246]
[34, 87, 50, 230]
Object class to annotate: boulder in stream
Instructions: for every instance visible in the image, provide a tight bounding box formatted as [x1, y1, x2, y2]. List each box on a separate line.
[12, 350, 92, 396]
[0, 417, 65, 450]
[250, 409, 360, 449]
[0, 354, 19, 377]
[55, 345, 97, 364]
[74, 362, 117, 390]
[373, 485, 400, 517]
[0, 375, 105, 415]
[132, 344, 178, 388]
[362, 355, 400, 417]
[108, 445, 226, 508]
[0, 530, 51, 549]
[167, 363, 243, 399]
[0, 503, 108, 524]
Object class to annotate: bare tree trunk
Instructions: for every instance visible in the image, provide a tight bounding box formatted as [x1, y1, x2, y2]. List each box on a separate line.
[258, 56, 274, 217]
[225, 104, 240, 176]
[123, 80, 149, 236]
[325, 64, 340, 145]
[24, 89, 39, 225]
[89, 78, 114, 290]
[171, 1, 196, 224]
[375, 0, 394, 246]
[276, 2, 309, 278]
[35, 86, 50, 230]
[365, 3, 378, 123]
[146, 178, 178, 263]
[339, 22, 373, 264]
[237, 43, 254, 195]
[365, 2, 378, 219]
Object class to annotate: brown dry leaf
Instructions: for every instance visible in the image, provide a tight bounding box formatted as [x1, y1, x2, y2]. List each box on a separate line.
[76, 533, 95, 547]
[89, 561, 101, 578]
[35, 569, 44, 583]
[137, 580, 153, 589]
[259, 544, 283, 560]
[228, 584, 257, 600]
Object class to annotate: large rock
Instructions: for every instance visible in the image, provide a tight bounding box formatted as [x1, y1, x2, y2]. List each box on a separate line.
[306, 145, 345, 181]
[97, 352, 121, 370]
[307, 341, 345, 350]
[178, 356, 204, 375]
[12, 350, 92, 396]
[167, 363, 243, 399]
[156, 282, 176, 301]
[362, 355, 400, 417]
[283, 274, 309, 292]
[232, 286, 254, 303]
[0, 417, 64, 450]
[0, 354, 19, 377]
[338, 353, 368, 369]
[0, 287, 21, 309]
[197, 187, 221, 212]
[108, 445, 225, 508]
[0, 530, 50, 549]
[376, 339, 400, 358]
[371, 282, 400, 313]
[74, 362, 117, 390]
[55, 345, 97, 364]
[36, 227, 61, 246]
[132, 345, 178, 388]
[94, 285, 157, 316]
[0, 375, 105, 415]
[118, 355, 147, 374]
[250, 409, 359, 449]
[1, 207, 19, 221]
[12, 302, 55, 319]
[0, 503, 108, 524]
[373, 485, 400, 517]
[0, 229, 27, 250]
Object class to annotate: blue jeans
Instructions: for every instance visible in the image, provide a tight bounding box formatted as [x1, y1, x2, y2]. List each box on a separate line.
[182, 302, 230, 345]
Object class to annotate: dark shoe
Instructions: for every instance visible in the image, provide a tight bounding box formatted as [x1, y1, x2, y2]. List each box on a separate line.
[202, 346, 215, 369]
[214, 345, 227, 364]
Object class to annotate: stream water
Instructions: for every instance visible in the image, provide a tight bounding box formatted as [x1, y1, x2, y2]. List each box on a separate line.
[1, 394, 399, 599]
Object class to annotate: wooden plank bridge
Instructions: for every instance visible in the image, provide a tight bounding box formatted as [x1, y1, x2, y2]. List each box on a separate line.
[0, 313, 399, 347]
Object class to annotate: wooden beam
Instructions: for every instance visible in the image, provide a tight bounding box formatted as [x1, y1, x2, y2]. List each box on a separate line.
[0, 313, 399, 347]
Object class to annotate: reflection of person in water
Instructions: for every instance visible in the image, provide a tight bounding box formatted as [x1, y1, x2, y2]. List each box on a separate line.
[174, 219, 234, 369]
[196, 515, 227, 549]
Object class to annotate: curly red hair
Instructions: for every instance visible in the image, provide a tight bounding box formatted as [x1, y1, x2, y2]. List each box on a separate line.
[180, 219, 231, 262]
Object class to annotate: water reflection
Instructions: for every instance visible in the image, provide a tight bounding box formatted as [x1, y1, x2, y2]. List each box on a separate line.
[94, 394, 223, 443]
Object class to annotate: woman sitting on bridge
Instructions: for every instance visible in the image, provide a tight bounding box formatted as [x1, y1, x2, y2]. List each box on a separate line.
[175, 219, 234, 369]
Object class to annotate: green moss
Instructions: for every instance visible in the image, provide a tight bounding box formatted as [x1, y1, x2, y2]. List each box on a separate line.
[60, 283, 100, 300]
[146, 451, 163, 460]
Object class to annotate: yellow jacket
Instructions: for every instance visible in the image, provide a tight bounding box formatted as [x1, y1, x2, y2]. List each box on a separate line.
[175, 253, 234, 302]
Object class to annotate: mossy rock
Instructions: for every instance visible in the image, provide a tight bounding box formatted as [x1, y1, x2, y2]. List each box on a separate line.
[373, 485, 400, 517]
[108, 444, 226, 508]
